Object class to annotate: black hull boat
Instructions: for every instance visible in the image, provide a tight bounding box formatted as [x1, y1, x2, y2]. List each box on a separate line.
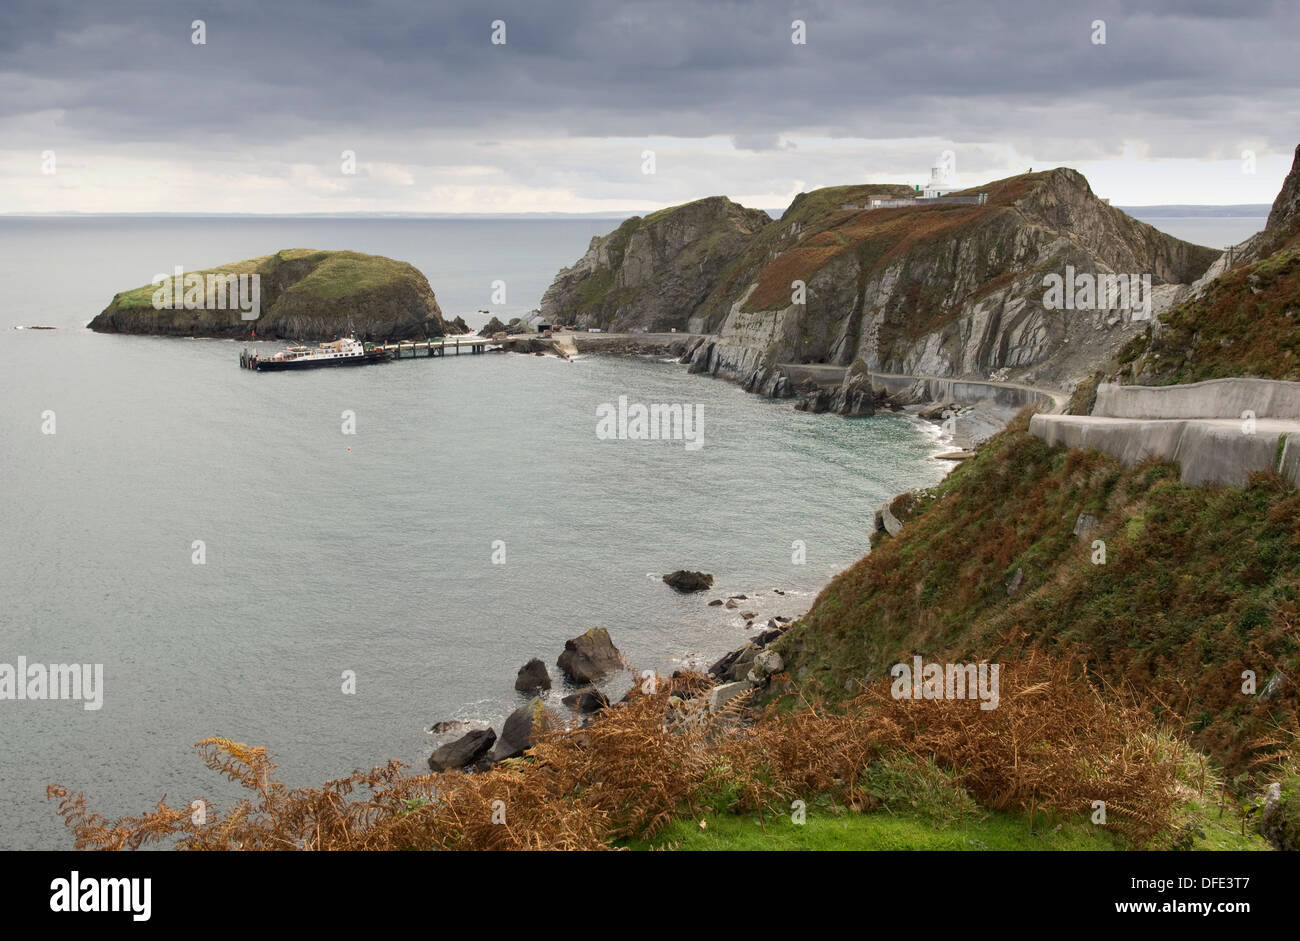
[240, 337, 392, 371]
[249, 349, 391, 370]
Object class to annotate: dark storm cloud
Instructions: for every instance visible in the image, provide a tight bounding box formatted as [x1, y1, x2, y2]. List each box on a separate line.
[1, 0, 1296, 155]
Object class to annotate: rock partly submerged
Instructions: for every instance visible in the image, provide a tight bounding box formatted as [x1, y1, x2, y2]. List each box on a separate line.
[89, 248, 464, 340]
[561, 687, 610, 713]
[663, 570, 714, 592]
[490, 698, 553, 762]
[428, 728, 496, 772]
[514, 658, 552, 692]
[556, 627, 623, 683]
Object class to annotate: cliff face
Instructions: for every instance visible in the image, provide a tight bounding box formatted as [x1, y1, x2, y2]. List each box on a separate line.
[541, 172, 1218, 395]
[1114, 147, 1300, 385]
[89, 249, 458, 340]
[1212, 144, 1300, 272]
[1265, 144, 1300, 246]
[539, 196, 771, 332]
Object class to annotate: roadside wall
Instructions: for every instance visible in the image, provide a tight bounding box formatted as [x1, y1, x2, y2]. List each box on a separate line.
[1094, 378, 1300, 420]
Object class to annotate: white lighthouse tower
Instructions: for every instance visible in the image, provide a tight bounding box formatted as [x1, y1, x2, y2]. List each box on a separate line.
[922, 164, 959, 199]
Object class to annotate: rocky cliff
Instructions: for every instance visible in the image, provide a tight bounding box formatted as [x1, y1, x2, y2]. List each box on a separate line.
[1113, 145, 1300, 385]
[89, 248, 460, 340]
[541, 172, 1218, 397]
[540, 196, 772, 333]
[1265, 145, 1300, 242]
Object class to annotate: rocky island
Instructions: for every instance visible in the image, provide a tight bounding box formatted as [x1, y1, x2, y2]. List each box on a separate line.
[89, 248, 464, 340]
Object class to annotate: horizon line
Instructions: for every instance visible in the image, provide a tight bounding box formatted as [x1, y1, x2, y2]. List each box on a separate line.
[0, 203, 1275, 220]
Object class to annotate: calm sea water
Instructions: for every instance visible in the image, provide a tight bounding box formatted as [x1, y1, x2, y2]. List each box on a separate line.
[0, 217, 958, 850]
[1123, 214, 1264, 252]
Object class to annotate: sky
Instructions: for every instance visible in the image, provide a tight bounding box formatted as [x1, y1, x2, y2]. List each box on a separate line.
[1, 0, 1297, 215]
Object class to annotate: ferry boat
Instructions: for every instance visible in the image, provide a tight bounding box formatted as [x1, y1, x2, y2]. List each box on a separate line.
[240, 337, 391, 371]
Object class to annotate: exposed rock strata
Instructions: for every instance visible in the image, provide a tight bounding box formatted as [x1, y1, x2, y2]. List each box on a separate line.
[540, 172, 1218, 400]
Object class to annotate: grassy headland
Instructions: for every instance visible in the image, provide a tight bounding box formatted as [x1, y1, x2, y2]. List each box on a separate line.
[89, 248, 455, 340]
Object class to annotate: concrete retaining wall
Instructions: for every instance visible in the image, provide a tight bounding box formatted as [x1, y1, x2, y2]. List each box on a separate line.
[1094, 378, 1300, 420]
[1030, 414, 1298, 488]
[1030, 415, 1189, 468]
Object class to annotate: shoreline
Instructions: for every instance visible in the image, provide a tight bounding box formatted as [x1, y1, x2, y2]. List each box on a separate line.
[422, 341, 979, 763]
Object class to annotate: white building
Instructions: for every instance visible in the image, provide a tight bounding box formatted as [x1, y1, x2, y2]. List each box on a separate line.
[921, 165, 960, 199]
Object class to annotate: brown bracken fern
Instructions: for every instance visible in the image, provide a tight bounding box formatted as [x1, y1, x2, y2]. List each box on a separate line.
[49, 655, 1184, 850]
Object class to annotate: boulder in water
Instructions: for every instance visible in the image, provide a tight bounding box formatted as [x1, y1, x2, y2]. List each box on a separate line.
[663, 570, 714, 593]
[490, 698, 552, 761]
[428, 728, 496, 771]
[514, 658, 552, 692]
[561, 687, 610, 713]
[556, 627, 623, 683]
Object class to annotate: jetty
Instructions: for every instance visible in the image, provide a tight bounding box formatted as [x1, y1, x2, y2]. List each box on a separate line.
[370, 335, 495, 359]
[238, 329, 708, 371]
[240, 334, 498, 370]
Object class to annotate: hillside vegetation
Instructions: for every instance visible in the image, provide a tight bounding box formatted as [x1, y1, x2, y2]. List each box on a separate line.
[779, 413, 1299, 775]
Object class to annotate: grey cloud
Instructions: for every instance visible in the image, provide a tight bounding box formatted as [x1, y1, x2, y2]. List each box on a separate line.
[0, 0, 1295, 155]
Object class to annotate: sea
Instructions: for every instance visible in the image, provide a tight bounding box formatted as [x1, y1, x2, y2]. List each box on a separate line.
[0, 212, 1265, 849]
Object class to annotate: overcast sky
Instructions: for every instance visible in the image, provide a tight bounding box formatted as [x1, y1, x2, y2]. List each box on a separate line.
[1, 0, 1297, 214]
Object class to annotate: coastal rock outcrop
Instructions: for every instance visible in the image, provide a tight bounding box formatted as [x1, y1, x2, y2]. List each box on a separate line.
[873, 501, 904, 537]
[89, 248, 462, 340]
[794, 358, 881, 415]
[1227, 144, 1300, 269]
[706, 615, 796, 685]
[831, 359, 879, 416]
[428, 728, 497, 771]
[540, 196, 771, 332]
[1265, 145, 1300, 241]
[561, 687, 610, 713]
[556, 627, 623, 683]
[540, 171, 1218, 398]
[489, 698, 552, 762]
[514, 658, 552, 692]
[663, 570, 714, 592]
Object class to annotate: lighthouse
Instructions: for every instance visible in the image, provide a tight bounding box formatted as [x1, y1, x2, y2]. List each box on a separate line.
[922, 164, 960, 199]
